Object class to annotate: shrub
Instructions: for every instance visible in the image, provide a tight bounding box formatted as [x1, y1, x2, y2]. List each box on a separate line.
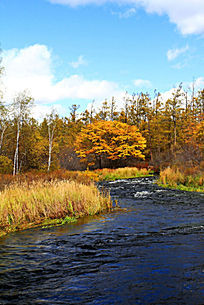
[0, 156, 13, 174]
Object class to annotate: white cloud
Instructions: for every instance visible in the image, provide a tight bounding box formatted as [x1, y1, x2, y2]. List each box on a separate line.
[32, 104, 66, 120]
[184, 77, 204, 91]
[167, 45, 189, 61]
[134, 79, 152, 88]
[158, 88, 179, 102]
[48, 0, 204, 35]
[157, 78, 204, 105]
[86, 91, 134, 113]
[2, 44, 120, 105]
[70, 55, 87, 68]
[112, 8, 137, 19]
[87, 79, 204, 114]
[49, 0, 108, 6]
[172, 62, 186, 70]
[194, 77, 204, 88]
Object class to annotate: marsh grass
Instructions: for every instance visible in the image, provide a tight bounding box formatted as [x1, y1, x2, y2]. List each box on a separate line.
[159, 166, 204, 192]
[0, 170, 96, 191]
[0, 166, 151, 237]
[0, 167, 152, 191]
[95, 167, 152, 181]
[0, 180, 112, 237]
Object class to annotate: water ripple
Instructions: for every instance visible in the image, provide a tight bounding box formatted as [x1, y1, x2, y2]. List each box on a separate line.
[0, 177, 203, 304]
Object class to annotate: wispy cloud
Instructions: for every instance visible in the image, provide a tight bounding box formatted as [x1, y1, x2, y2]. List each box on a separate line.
[70, 55, 87, 68]
[167, 45, 189, 61]
[48, 0, 204, 35]
[185, 77, 204, 90]
[172, 62, 186, 70]
[134, 79, 152, 88]
[194, 77, 204, 88]
[112, 8, 137, 19]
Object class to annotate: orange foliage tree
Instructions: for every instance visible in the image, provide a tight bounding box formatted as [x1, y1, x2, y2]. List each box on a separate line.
[75, 120, 146, 168]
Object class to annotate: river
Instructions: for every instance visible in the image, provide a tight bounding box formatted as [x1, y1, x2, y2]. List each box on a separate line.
[0, 177, 204, 304]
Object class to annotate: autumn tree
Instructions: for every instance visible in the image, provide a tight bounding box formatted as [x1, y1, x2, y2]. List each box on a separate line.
[168, 84, 184, 147]
[75, 120, 146, 168]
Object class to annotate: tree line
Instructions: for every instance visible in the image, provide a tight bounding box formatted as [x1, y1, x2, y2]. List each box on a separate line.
[0, 62, 203, 174]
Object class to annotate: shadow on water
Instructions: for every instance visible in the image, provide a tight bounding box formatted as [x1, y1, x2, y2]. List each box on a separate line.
[0, 177, 204, 304]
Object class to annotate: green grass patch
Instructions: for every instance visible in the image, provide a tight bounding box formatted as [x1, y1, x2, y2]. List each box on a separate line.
[157, 182, 204, 193]
[95, 167, 153, 181]
[42, 216, 77, 228]
[158, 167, 204, 193]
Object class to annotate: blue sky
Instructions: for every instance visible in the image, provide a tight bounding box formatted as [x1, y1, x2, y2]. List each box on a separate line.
[0, 0, 204, 117]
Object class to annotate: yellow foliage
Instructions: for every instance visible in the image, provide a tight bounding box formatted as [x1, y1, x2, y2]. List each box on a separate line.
[75, 121, 146, 164]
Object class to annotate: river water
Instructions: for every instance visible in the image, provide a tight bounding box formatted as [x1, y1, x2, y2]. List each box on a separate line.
[0, 177, 204, 304]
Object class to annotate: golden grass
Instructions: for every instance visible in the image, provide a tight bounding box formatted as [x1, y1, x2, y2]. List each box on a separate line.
[95, 167, 151, 181]
[0, 170, 96, 191]
[0, 167, 152, 191]
[0, 180, 112, 237]
[0, 166, 151, 237]
[159, 166, 204, 192]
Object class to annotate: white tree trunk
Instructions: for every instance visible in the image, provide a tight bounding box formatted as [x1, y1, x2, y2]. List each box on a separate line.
[47, 123, 55, 172]
[13, 121, 20, 176]
[48, 139, 53, 172]
[0, 125, 6, 154]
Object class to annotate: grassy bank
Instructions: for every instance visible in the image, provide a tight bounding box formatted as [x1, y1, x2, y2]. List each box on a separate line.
[0, 180, 112, 237]
[0, 167, 152, 237]
[0, 167, 152, 190]
[94, 167, 152, 181]
[158, 167, 204, 192]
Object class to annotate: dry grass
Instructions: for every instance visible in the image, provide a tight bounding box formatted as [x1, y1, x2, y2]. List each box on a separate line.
[0, 166, 151, 236]
[159, 166, 204, 192]
[0, 167, 152, 191]
[0, 180, 112, 236]
[0, 170, 96, 192]
[95, 167, 152, 181]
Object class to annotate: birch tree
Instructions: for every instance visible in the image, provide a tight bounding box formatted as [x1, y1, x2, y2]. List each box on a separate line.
[11, 91, 33, 175]
[47, 110, 57, 172]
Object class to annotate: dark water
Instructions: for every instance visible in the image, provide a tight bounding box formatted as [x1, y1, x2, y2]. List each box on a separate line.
[0, 177, 204, 305]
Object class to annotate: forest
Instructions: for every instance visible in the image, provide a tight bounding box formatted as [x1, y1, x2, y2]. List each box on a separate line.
[0, 83, 203, 175]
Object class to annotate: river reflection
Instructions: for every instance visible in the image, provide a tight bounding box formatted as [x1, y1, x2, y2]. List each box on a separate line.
[0, 177, 204, 304]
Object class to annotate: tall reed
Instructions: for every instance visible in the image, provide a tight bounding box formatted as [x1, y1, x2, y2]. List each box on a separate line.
[0, 180, 112, 236]
[159, 166, 204, 192]
[95, 167, 151, 181]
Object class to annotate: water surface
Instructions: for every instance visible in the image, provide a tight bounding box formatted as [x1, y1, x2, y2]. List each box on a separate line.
[0, 177, 204, 304]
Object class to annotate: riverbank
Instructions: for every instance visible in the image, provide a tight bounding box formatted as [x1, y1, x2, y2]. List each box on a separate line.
[0, 167, 152, 191]
[0, 167, 152, 237]
[0, 180, 112, 238]
[158, 166, 204, 193]
[94, 167, 152, 181]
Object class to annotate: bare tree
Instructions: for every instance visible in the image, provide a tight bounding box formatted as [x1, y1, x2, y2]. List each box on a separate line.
[11, 91, 33, 175]
[47, 110, 57, 172]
